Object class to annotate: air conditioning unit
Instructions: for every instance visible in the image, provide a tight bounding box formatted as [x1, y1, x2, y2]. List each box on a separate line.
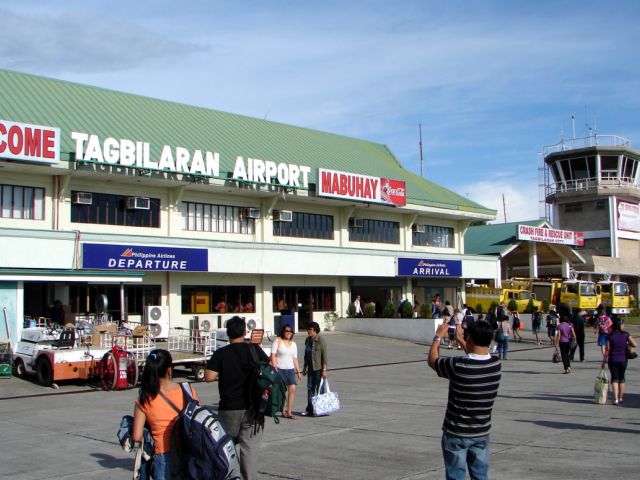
[72, 192, 93, 205]
[243, 208, 261, 219]
[349, 217, 364, 228]
[412, 224, 426, 233]
[126, 197, 151, 210]
[273, 210, 293, 222]
[144, 306, 169, 339]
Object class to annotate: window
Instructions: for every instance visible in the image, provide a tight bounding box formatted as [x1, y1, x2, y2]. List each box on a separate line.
[600, 155, 619, 179]
[272, 286, 335, 312]
[413, 225, 454, 248]
[181, 285, 255, 314]
[1, 184, 44, 220]
[127, 285, 162, 315]
[71, 191, 160, 227]
[182, 202, 255, 234]
[564, 203, 582, 213]
[349, 219, 399, 244]
[273, 211, 334, 239]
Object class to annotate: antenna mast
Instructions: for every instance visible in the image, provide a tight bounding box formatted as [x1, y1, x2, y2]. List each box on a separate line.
[418, 124, 424, 177]
[502, 193, 507, 223]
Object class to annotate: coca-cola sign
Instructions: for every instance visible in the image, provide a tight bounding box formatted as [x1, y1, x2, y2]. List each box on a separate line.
[317, 168, 406, 206]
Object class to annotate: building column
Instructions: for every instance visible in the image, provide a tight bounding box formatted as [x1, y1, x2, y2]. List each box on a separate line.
[561, 256, 571, 279]
[529, 241, 538, 279]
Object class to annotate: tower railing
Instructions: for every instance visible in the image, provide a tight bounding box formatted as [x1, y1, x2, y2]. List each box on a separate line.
[545, 176, 640, 196]
[542, 134, 631, 157]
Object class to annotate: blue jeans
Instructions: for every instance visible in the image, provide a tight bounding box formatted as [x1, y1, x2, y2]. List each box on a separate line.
[442, 432, 490, 480]
[499, 338, 508, 360]
[151, 452, 170, 480]
[306, 370, 323, 414]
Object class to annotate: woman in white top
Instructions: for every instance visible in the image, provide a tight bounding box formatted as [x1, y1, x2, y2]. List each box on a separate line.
[271, 325, 302, 419]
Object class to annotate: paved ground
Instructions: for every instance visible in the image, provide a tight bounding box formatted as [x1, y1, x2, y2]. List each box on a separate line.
[0, 326, 638, 479]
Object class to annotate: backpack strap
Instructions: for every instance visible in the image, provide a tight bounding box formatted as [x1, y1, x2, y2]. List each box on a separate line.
[158, 382, 193, 414]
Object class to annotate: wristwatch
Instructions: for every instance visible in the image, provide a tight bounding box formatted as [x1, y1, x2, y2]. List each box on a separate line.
[433, 335, 441, 342]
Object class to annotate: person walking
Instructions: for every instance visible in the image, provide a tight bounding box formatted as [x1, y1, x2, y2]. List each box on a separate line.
[555, 305, 576, 374]
[595, 307, 613, 360]
[353, 294, 363, 317]
[603, 318, 637, 405]
[271, 324, 302, 419]
[546, 309, 558, 345]
[132, 349, 200, 479]
[496, 316, 511, 360]
[531, 307, 543, 345]
[301, 321, 328, 416]
[511, 310, 522, 342]
[570, 310, 586, 362]
[428, 321, 501, 480]
[205, 316, 269, 480]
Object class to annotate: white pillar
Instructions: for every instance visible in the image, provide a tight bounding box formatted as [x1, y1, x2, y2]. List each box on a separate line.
[561, 256, 571, 278]
[529, 241, 538, 279]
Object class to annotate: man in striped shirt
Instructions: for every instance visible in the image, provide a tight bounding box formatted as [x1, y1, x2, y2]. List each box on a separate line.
[428, 320, 501, 480]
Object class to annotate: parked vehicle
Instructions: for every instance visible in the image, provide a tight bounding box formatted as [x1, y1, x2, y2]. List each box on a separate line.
[465, 286, 542, 313]
[596, 279, 630, 315]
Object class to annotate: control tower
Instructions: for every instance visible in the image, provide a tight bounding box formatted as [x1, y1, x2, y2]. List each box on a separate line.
[542, 134, 640, 295]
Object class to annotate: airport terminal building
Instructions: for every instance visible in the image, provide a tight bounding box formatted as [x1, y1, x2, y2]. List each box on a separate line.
[0, 69, 497, 344]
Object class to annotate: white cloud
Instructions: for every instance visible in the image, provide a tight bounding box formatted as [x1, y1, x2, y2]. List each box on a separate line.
[461, 179, 543, 224]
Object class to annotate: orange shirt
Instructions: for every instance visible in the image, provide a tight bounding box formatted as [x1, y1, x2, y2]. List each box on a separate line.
[136, 385, 199, 454]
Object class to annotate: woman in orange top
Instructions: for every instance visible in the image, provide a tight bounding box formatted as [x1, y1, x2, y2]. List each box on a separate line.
[132, 349, 199, 479]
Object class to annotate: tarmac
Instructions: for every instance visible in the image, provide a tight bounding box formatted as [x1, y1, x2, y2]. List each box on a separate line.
[0, 326, 638, 479]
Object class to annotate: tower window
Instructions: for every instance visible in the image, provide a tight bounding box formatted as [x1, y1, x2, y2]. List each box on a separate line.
[564, 203, 582, 213]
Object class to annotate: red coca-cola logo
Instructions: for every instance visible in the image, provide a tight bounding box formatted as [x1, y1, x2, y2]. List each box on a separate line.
[381, 178, 406, 206]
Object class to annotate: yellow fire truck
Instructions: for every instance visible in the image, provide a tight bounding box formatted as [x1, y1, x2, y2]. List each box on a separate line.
[596, 279, 630, 316]
[465, 286, 542, 314]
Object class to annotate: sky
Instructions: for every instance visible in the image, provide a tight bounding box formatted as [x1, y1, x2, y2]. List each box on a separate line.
[2, 0, 639, 223]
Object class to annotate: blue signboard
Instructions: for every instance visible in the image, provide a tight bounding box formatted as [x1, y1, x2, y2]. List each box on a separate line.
[397, 258, 462, 277]
[83, 244, 208, 272]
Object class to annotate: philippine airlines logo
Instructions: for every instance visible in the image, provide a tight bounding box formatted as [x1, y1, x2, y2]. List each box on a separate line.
[121, 248, 134, 257]
[417, 260, 428, 267]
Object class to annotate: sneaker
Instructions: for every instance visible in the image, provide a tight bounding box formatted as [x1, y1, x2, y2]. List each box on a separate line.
[614, 400, 619, 405]
[456, 346, 462, 350]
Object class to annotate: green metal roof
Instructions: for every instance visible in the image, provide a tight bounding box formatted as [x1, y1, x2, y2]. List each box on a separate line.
[464, 220, 546, 255]
[0, 69, 494, 216]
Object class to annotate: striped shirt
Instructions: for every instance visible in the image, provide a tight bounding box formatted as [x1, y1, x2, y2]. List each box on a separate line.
[435, 353, 501, 438]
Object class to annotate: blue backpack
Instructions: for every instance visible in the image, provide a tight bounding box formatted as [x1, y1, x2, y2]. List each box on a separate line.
[160, 383, 241, 480]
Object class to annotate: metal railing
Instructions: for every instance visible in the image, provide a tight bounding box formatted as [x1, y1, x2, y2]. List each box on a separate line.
[545, 176, 640, 195]
[542, 134, 631, 157]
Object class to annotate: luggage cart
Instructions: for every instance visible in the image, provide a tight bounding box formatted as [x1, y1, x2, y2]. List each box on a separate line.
[166, 327, 224, 381]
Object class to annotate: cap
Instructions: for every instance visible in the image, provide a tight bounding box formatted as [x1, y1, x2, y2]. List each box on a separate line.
[578, 310, 587, 316]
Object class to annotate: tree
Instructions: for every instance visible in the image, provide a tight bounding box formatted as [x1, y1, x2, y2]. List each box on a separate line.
[507, 299, 518, 313]
[524, 299, 535, 313]
[420, 302, 431, 318]
[346, 303, 356, 317]
[475, 303, 484, 314]
[400, 301, 414, 318]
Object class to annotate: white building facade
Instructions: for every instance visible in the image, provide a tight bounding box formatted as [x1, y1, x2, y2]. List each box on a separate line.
[0, 70, 497, 345]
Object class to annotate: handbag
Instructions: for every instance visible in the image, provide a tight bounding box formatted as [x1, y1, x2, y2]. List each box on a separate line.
[552, 347, 561, 363]
[594, 368, 609, 405]
[627, 345, 638, 360]
[311, 378, 340, 416]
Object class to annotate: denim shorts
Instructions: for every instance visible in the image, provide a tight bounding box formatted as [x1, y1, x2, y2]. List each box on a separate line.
[597, 333, 609, 347]
[277, 368, 297, 386]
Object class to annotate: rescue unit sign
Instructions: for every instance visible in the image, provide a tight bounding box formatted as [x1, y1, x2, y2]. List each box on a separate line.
[517, 225, 584, 247]
[397, 258, 462, 277]
[83, 244, 208, 271]
[318, 168, 407, 206]
[0, 119, 60, 164]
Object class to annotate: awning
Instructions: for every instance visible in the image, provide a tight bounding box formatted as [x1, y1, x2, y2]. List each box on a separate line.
[0, 269, 143, 283]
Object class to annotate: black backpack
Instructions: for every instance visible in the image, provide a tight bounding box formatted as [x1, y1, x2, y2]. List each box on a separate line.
[160, 383, 241, 480]
[248, 344, 286, 423]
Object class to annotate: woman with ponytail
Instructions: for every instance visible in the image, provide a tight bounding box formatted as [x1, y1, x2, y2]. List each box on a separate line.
[132, 349, 199, 479]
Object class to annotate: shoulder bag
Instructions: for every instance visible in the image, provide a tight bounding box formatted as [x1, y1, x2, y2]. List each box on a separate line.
[311, 378, 340, 416]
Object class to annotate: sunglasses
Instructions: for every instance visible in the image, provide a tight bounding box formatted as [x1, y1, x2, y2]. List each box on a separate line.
[284, 329, 293, 333]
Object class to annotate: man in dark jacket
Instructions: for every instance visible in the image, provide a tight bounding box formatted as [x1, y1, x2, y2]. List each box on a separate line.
[570, 311, 586, 362]
[301, 321, 329, 416]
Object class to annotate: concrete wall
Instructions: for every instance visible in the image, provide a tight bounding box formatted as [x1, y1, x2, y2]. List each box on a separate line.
[336, 317, 444, 343]
[337, 314, 534, 344]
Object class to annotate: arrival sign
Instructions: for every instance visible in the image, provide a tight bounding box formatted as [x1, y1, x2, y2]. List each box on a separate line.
[397, 258, 462, 277]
